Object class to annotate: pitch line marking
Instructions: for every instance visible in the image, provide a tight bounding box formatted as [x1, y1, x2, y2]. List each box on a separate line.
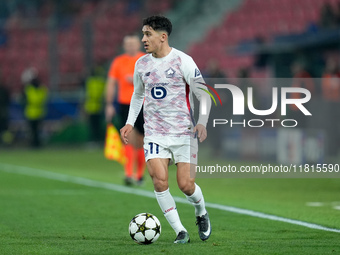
[1, 163, 340, 234]
[306, 202, 324, 207]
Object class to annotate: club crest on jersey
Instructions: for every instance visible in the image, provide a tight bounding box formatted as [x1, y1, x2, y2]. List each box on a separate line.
[195, 68, 201, 77]
[165, 67, 176, 78]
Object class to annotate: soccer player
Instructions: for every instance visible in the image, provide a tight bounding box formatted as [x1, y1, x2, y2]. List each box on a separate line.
[120, 15, 212, 243]
[106, 34, 146, 186]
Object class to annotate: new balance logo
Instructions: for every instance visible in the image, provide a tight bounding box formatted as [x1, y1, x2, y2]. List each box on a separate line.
[195, 198, 202, 204]
[145, 72, 151, 76]
[164, 207, 175, 213]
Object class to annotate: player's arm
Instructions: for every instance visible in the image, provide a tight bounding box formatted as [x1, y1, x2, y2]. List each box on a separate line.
[192, 79, 211, 142]
[182, 57, 211, 142]
[105, 77, 117, 123]
[120, 64, 145, 144]
[105, 58, 120, 123]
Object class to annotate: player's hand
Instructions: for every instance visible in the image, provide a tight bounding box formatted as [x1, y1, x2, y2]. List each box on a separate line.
[120, 124, 133, 144]
[105, 104, 115, 123]
[194, 124, 207, 143]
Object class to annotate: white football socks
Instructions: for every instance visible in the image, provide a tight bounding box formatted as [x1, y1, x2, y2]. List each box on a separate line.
[154, 188, 187, 235]
[186, 183, 207, 217]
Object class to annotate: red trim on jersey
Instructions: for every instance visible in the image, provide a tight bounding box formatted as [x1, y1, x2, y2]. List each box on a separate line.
[185, 83, 191, 112]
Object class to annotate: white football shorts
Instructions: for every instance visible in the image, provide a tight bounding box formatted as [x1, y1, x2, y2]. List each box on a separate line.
[143, 136, 198, 165]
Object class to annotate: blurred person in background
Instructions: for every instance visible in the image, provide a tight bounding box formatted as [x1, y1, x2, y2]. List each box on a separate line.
[253, 35, 269, 69]
[237, 68, 258, 120]
[0, 71, 11, 145]
[289, 61, 315, 128]
[321, 57, 340, 156]
[84, 65, 106, 145]
[336, 2, 340, 26]
[105, 34, 145, 186]
[319, 3, 337, 29]
[203, 59, 226, 79]
[321, 57, 340, 102]
[203, 59, 228, 158]
[21, 68, 48, 148]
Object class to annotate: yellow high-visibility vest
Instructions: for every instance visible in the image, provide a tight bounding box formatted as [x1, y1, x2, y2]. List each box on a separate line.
[84, 76, 105, 114]
[24, 85, 48, 120]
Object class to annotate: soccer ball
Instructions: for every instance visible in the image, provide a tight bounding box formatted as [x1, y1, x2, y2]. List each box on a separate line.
[129, 213, 161, 244]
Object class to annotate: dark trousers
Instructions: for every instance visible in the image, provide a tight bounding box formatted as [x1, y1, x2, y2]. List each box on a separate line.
[88, 113, 102, 142]
[28, 119, 41, 148]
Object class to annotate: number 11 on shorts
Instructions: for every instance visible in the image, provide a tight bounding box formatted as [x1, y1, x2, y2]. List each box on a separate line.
[148, 142, 159, 154]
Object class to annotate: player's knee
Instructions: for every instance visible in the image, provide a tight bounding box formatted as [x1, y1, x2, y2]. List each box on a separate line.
[177, 179, 195, 195]
[152, 177, 168, 192]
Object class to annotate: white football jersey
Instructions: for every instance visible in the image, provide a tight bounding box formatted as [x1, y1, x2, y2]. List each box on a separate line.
[126, 48, 211, 137]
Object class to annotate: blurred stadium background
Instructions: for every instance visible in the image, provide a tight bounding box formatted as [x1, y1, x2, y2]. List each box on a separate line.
[0, 0, 340, 164]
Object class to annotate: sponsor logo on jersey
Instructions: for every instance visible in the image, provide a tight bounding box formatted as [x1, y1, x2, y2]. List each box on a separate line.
[151, 86, 167, 99]
[149, 82, 169, 86]
[195, 68, 201, 77]
[165, 67, 176, 78]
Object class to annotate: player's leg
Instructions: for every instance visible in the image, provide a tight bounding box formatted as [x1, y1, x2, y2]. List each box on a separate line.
[147, 158, 169, 192]
[134, 111, 145, 185]
[147, 158, 189, 243]
[177, 163, 207, 217]
[177, 162, 211, 241]
[125, 128, 144, 184]
[124, 130, 135, 185]
[135, 132, 145, 184]
[119, 104, 135, 185]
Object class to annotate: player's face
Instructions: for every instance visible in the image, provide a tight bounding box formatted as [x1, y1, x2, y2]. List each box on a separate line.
[123, 36, 141, 56]
[141, 25, 163, 54]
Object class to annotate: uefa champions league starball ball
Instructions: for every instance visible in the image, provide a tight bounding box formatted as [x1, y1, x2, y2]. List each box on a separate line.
[129, 213, 161, 244]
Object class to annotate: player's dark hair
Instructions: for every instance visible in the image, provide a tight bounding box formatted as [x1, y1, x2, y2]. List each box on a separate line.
[142, 15, 172, 36]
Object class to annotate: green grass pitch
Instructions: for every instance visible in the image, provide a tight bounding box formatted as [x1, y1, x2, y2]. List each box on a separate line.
[0, 148, 339, 254]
